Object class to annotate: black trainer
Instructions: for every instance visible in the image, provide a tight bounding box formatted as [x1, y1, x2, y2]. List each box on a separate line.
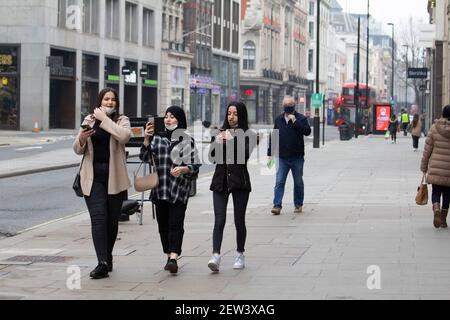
[166, 259, 178, 274]
[164, 257, 170, 271]
[90, 262, 109, 279]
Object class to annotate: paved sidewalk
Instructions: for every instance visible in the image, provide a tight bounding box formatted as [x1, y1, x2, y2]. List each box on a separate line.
[1, 133, 449, 300]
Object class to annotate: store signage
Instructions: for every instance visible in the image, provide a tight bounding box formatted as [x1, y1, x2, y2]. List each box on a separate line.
[245, 89, 253, 96]
[122, 67, 131, 75]
[125, 71, 137, 84]
[107, 75, 120, 81]
[375, 105, 391, 131]
[139, 69, 148, 77]
[0, 54, 12, 65]
[48, 56, 74, 78]
[144, 79, 158, 85]
[407, 68, 428, 79]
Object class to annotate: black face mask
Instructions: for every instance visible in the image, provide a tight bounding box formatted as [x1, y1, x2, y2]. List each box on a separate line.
[284, 105, 295, 114]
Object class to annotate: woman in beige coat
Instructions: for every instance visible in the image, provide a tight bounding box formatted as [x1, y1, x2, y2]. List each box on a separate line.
[73, 88, 131, 279]
[420, 105, 450, 229]
[411, 114, 422, 151]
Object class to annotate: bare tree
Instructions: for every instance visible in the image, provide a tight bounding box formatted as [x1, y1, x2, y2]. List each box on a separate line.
[394, 17, 426, 108]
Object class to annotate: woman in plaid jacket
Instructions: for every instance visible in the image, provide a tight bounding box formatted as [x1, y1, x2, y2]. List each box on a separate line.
[140, 106, 200, 274]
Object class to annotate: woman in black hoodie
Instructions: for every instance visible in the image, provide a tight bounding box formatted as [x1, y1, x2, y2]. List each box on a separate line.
[207, 101, 257, 272]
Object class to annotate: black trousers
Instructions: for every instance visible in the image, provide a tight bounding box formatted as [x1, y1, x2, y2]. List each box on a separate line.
[390, 131, 397, 142]
[412, 136, 419, 149]
[154, 199, 187, 256]
[432, 185, 450, 210]
[84, 163, 126, 263]
[212, 190, 250, 254]
[402, 123, 408, 136]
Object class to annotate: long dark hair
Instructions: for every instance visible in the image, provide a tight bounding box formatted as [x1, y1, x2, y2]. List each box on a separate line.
[412, 114, 419, 128]
[93, 87, 121, 122]
[222, 101, 249, 131]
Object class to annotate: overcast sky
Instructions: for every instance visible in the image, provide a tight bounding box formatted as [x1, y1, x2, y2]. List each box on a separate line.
[337, 0, 429, 27]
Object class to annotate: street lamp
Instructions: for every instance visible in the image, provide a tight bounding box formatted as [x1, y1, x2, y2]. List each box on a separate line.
[403, 44, 409, 111]
[313, 0, 321, 148]
[387, 22, 394, 111]
[365, 0, 370, 135]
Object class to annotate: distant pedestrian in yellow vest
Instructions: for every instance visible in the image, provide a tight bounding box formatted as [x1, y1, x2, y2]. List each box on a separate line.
[401, 109, 410, 136]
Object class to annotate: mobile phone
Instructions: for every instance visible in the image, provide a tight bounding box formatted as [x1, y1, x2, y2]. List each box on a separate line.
[147, 116, 155, 124]
[81, 124, 92, 131]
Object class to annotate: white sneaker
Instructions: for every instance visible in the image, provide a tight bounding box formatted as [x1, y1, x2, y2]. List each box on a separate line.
[233, 252, 245, 269]
[208, 253, 221, 272]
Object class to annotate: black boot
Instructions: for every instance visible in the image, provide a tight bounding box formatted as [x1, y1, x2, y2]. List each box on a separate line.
[107, 254, 113, 272]
[164, 257, 170, 271]
[90, 262, 109, 279]
[166, 259, 178, 274]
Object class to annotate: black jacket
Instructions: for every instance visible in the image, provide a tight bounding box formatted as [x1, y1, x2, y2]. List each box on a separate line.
[209, 130, 257, 193]
[268, 112, 311, 158]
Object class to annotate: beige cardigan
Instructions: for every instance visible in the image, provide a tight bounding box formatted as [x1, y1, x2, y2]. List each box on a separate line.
[73, 114, 131, 196]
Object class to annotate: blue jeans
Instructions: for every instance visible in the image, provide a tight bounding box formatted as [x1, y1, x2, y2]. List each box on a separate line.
[273, 157, 305, 208]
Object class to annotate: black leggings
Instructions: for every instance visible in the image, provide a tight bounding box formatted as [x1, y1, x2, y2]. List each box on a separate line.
[390, 131, 397, 142]
[154, 199, 187, 256]
[84, 163, 126, 263]
[212, 190, 250, 254]
[432, 185, 450, 210]
[412, 136, 419, 149]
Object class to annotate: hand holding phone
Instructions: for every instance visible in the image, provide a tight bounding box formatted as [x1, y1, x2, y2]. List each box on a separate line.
[81, 124, 92, 131]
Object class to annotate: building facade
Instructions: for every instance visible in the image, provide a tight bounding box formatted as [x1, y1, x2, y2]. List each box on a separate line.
[240, 0, 310, 124]
[0, 0, 162, 131]
[426, 0, 450, 123]
[183, 0, 215, 125]
[160, 0, 193, 117]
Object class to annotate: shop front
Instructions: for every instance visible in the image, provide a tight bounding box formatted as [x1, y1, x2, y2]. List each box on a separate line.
[49, 48, 76, 129]
[0, 45, 20, 130]
[141, 63, 158, 117]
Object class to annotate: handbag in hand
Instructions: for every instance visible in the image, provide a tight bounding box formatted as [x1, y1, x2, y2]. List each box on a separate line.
[73, 152, 86, 197]
[134, 152, 159, 192]
[415, 173, 428, 205]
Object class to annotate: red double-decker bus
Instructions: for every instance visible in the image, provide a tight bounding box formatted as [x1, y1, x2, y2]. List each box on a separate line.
[334, 83, 376, 133]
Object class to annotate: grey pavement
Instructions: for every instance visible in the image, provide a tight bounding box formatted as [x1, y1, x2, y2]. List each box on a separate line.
[1, 131, 447, 300]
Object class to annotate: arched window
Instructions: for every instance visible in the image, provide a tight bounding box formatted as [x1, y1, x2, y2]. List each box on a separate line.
[243, 41, 256, 70]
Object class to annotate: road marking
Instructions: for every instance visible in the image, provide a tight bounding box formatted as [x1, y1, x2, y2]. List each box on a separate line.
[15, 146, 43, 151]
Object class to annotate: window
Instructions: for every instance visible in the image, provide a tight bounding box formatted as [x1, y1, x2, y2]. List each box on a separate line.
[143, 8, 154, 47]
[308, 49, 314, 72]
[171, 66, 186, 107]
[82, 0, 99, 34]
[105, 0, 119, 39]
[125, 2, 138, 43]
[309, 21, 314, 39]
[309, 1, 314, 16]
[243, 41, 256, 70]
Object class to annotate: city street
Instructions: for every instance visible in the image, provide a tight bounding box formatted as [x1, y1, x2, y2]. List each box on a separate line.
[1, 132, 448, 300]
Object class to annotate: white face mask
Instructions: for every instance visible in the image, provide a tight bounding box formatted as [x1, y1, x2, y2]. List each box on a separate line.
[165, 123, 178, 131]
[101, 106, 116, 115]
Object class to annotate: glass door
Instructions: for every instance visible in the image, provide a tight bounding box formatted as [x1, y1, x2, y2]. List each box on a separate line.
[0, 76, 19, 130]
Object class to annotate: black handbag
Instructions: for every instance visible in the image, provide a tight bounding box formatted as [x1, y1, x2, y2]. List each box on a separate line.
[73, 153, 86, 197]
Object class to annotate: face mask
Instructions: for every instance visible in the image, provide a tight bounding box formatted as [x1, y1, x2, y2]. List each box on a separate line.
[101, 106, 116, 115]
[284, 106, 295, 114]
[165, 123, 178, 131]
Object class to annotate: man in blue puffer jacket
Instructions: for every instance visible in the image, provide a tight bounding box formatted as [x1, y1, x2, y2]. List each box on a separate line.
[268, 96, 311, 215]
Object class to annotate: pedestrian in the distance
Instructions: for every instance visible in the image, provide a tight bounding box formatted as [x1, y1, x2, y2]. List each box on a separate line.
[420, 105, 450, 229]
[411, 114, 422, 151]
[401, 109, 410, 136]
[388, 114, 399, 144]
[73, 87, 131, 279]
[207, 101, 258, 271]
[140, 106, 200, 274]
[268, 96, 312, 215]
